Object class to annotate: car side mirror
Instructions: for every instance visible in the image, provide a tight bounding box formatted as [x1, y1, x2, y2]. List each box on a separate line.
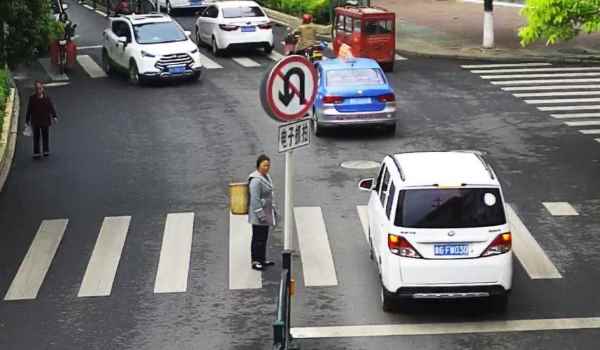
[62, 3, 69, 11]
[184, 30, 192, 37]
[118, 36, 129, 45]
[358, 178, 374, 191]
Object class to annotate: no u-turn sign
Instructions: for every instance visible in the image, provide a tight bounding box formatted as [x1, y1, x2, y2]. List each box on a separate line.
[260, 55, 318, 123]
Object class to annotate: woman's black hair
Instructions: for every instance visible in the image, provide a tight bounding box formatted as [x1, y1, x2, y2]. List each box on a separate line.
[256, 154, 270, 168]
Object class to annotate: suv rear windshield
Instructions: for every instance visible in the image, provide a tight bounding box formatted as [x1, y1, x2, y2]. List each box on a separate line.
[326, 68, 384, 87]
[133, 22, 186, 44]
[222, 6, 265, 18]
[395, 188, 506, 228]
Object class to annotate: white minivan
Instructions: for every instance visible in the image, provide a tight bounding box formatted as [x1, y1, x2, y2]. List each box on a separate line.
[359, 151, 513, 311]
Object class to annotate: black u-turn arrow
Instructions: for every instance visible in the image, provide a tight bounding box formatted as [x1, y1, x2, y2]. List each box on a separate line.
[278, 67, 306, 106]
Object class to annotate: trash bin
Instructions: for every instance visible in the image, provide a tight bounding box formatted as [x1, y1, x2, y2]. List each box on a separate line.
[229, 182, 249, 215]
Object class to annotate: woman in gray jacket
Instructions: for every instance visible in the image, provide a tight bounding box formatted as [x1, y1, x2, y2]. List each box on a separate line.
[248, 154, 278, 271]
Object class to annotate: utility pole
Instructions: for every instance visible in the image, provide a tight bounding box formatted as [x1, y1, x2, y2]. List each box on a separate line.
[483, 0, 494, 48]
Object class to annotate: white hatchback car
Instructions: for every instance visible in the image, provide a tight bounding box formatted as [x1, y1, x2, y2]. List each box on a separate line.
[359, 151, 513, 311]
[194, 0, 273, 56]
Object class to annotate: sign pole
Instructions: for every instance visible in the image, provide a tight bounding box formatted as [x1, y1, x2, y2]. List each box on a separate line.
[284, 150, 294, 251]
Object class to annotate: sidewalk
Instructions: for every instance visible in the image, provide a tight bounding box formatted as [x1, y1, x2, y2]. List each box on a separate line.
[373, 0, 600, 62]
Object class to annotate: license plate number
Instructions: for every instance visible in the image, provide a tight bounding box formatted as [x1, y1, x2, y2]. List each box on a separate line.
[241, 26, 255, 32]
[434, 244, 469, 256]
[348, 97, 370, 104]
[169, 66, 186, 74]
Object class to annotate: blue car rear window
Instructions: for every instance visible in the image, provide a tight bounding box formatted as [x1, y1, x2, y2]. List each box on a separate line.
[326, 68, 384, 87]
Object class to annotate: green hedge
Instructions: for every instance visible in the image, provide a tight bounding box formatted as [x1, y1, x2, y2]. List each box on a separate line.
[258, 0, 331, 25]
[0, 68, 9, 134]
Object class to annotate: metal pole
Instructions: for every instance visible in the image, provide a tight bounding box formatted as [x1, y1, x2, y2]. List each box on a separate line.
[284, 150, 294, 251]
[483, 0, 494, 48]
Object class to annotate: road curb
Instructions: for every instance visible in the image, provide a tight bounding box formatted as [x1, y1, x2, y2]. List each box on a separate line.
[0, 75, 19, 192]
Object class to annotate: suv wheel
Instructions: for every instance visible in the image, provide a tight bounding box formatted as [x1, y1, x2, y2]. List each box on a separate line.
[211, 37, 222, 56]
[129, 62, 142, 85]
[102, 49, 112, 75]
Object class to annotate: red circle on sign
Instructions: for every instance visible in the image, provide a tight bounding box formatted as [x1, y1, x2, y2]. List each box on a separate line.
[265, 55, 318, 123]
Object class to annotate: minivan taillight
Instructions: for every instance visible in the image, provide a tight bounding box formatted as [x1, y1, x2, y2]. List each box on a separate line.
[323, 95, 343, 104]
[258, 22, 272, 29]
[219, 24, 239, 31]
[481, 233, 512, 257]
[378, 93, 395, 102]
[388, 234, 421, 258]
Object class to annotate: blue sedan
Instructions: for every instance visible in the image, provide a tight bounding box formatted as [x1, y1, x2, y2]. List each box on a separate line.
[312, 58, 397, 136]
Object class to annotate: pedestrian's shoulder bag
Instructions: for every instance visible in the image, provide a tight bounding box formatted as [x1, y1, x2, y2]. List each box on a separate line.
[23, 125, 32, 137]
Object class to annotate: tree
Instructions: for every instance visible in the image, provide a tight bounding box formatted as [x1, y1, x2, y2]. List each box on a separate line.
[519, 0, 600, 46]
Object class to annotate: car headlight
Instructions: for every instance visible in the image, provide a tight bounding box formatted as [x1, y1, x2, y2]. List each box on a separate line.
[141, 50, 156, 58]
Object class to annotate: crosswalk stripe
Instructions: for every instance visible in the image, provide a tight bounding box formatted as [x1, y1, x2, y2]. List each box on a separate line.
[596, 138, 600, 143]
[461, 63, 551, 69]
[482, 72, 600, 80]
[538, 105, 600, 111]
[232, 57, 261, 67]
[395, 54, 407, 61]
[503, 85, 600, 91]
[83, 4, 94, 10]
[294, 207, 338, 287]
[4, 219, 68, 300]
[228, 213, 262, 290]
[38, 58, 69, 81]
[524, 97, 600, 104]
[197, 52, 223, 69]
[542, 202, 579, 216]
[564, 120, 600, 127]
[78, 45, 103, 50]
[268, 51, 285, 61]
[154, 213, 194, 293]
[472, 67, 600, 74]
[356, 206, 369, 243]
[551, 113, 600, 119]
[579, 129, 600, 134]
[76, 55, 107, 78]
[491, 78, 600, 85]
[505, 204, 562, 279]
[514, 91, 600, 98]
[78, 216, 130, 297]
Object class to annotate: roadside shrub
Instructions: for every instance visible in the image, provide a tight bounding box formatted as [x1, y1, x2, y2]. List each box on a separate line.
[0, 68, 9, 133]
[258, 0, 331, 24]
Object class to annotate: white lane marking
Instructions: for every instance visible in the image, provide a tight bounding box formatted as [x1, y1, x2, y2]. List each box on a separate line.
[482, 72, 600, 79]
[596, 138, 600, 143]
[83, 4, 94, 10]
[525, 97, 600, 105]
[95, 10, 107, 16]
[4, 219, 68, 301]
[356, 206, 369, 243]
[514, 91, 600, 98]
[38, 58, 69, 81]
[539, 105, 600, 111]
[154, 213, 194, 293]
[78, 45, 103, 50]
[579, 129, 600, 134]
[395, 54, 407, 61]
[473, 67, 600, 74]
[78, 216, 130, 297]
[461, 62, 551, 69]
[492, 78, 600, 85]
[44, 82, 71, 88]
[76, 55, 107, 78]
[542, 202, 579, 216]
[291, 317, 600, 338]
[232, 57, 261, 68]
[197, 52, 223, 69]
[564, 120, 600, 127]
[229, 213, 262, 290]
[460, 0, 524, 8]
[294, 207, 338, 287]
[503, 85, 600, 91]
[505, 204, 562, 279]
[551, 113, 600, 119]
[268, 51, 285, 61]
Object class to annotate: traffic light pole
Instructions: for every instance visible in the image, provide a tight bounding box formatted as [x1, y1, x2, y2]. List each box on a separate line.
[483, 0, 494, 48]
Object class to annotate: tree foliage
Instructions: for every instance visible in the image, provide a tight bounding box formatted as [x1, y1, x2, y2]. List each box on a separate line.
[519, 0, 600, 46]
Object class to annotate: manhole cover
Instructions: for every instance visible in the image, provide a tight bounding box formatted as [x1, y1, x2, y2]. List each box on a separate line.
[340, 160, 380, 170]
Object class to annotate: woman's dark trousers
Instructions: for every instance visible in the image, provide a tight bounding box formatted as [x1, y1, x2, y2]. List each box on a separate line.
[33, 126, 49, 155]
[251, 225, 269, 263]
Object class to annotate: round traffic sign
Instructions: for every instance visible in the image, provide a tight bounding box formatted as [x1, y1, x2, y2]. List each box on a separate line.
[260, 55, 318, 123]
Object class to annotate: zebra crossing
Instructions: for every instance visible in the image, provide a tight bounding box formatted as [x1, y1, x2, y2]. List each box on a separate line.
[462, 62, 600, 143]
[2, 202, 566, 302]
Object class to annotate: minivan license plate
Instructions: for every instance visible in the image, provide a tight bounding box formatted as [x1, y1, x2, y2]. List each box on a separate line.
[434, 244, 469, 256]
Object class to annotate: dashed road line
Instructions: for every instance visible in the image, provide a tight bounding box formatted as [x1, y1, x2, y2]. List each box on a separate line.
[232, 57, 261, 67]
[78, 45, 103, 50]
[267, 51, 285, 61]
[472, 67, 600, 74]
[542, 202, 579, 216]
[579, 129, 600, 135]
[356, 205, 369, 243]
[564, 120, 600, 127]
[77, 54, 107, 78]
[514, 91, 600, 98]
[395, 53, 407, 61]
[551, 113, 600, 119]
[538, 105, 600, 111]
[461, 62, 551, 69]
[491, 78, 600, 85]
[482, 72, 600, 80]
[197, 52, 223, 69]
[525, 97, 600, 105]
[503, 85, 600, 91]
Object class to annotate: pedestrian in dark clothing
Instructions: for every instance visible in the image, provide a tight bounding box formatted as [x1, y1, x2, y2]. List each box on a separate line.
[25, 81, 58, 159]
[248, 154, 279, 271]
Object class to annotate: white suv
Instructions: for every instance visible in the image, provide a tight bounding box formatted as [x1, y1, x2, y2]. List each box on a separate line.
[359, 151, 513, 311]
[102, 14, 204, 85]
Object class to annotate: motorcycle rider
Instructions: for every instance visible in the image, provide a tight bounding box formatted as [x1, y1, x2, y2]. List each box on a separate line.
[293, 14, 319, 55]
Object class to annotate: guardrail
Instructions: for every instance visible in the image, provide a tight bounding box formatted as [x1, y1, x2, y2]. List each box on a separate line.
[273, 250, 295, 350]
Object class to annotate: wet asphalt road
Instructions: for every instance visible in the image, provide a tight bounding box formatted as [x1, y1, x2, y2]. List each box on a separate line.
[2, 1, 600, 349]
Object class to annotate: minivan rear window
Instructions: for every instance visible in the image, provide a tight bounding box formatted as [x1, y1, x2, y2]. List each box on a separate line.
[222, 6, 265, 18]
[395, 188, 506, 228]
[326, 68, 384, 87]
[364, 20, 393, 35]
